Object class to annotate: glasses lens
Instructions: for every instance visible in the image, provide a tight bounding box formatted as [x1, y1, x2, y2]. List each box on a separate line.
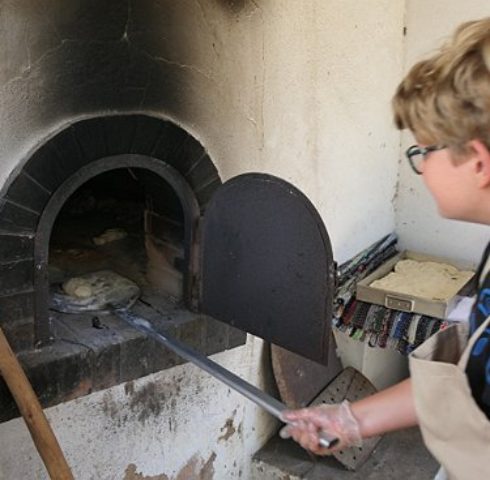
[406, 144, 446, 174]
[410, 152, 423, 173]
[406, 146, 423, 174]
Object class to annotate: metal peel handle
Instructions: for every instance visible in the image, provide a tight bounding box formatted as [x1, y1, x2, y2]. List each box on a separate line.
[284, 419, 339, 449]
[319, 431, 339, 449]
[117, 309, 340, 450]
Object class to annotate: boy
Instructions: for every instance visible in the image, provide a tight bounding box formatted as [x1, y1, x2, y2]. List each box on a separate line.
[282, 18, 490, 480]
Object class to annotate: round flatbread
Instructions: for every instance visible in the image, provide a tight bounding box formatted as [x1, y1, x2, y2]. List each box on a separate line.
[51, 270, 140, 313]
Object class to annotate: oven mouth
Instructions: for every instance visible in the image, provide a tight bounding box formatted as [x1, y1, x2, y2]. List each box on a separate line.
[47, 164, 186, 317]
[34, 155, 200, 344]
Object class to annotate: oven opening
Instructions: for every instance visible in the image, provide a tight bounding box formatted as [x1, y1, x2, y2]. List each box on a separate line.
[49, 167, 186, 313]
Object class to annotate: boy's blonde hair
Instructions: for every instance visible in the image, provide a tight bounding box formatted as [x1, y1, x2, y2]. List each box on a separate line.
[393, 18, 490, 152]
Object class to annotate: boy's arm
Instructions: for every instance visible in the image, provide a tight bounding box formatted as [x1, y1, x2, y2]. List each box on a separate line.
[282, 378, 418, 454]
[351, 378, 418, 438]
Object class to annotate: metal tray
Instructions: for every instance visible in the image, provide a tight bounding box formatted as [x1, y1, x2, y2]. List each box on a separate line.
[356, 250, 475, 319]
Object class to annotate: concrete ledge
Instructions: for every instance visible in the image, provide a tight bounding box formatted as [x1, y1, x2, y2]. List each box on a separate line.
[0, 300, 246, 423]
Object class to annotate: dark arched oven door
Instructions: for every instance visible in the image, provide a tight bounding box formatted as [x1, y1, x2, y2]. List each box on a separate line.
[201, 173, 335, 365]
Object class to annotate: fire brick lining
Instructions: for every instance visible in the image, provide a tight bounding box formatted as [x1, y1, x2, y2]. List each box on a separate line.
[0, 115, 245, 421]
[0, 200, 40, 231]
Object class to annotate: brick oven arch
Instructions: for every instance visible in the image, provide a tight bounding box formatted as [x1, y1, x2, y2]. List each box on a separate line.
[35, 155, 201, 344]
[0, 115, 221, 349]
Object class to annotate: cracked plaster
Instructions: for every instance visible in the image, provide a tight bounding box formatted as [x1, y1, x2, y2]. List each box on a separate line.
[0, 0, 264, 195]
[2, 0, 405, 263]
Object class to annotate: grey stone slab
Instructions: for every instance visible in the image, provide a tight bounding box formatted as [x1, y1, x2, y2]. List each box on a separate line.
[252, 428, 439, 480]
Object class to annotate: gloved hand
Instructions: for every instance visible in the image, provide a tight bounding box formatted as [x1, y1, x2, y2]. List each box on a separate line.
[280, 400, 362, 455]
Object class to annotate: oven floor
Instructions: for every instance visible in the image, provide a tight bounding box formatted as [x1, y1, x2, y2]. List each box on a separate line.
[49, 207, 184, 302]
[50, 228, 151, 290]
[252, 427, 439, 479]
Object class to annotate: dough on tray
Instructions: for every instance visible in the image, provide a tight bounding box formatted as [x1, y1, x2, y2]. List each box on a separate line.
[369, 259, 473, 301]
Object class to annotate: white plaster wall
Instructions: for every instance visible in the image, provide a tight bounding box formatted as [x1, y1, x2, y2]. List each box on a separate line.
[259, 1, 405, 263]
[0, 1, 406, 478]
[395, 1, 490, 265]
[0, 338, 278, 479]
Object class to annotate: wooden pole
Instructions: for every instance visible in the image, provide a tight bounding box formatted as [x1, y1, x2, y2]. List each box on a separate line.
[0, 326, 74, 480]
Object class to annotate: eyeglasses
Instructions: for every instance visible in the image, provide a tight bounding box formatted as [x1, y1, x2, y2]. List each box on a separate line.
[405, 144, 447, 174]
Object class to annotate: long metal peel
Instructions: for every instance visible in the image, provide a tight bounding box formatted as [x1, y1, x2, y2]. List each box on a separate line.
[116, 309, 338, 449]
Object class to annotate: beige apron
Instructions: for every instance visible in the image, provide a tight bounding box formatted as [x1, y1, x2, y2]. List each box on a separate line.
[409, 315, 490, 480]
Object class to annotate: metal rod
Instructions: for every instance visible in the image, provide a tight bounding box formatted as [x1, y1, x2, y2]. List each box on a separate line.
[116, 309, 338, 449]
[116, 309, 285, 417]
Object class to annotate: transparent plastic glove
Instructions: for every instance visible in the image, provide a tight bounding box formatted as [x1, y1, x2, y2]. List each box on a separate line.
[280, 401, 362, 455]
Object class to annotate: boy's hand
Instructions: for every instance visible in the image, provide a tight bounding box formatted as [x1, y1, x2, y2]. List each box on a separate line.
[280, 401, 362, 455]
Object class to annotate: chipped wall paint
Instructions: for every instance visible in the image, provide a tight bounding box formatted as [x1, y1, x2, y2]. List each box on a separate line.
[0, 1, 406, 478]
[0, 339, 278, 479]
[395, 0, 489, 264]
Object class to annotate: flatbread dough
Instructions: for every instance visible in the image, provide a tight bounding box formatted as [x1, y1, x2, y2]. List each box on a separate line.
[63, 277, 93, 298]
[370, 259, 473, 301]
[93, 228, 127, 246]
[52, 270, 140, 313]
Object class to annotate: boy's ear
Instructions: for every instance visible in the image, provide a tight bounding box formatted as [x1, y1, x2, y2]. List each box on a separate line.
[467, 139, 490, 188]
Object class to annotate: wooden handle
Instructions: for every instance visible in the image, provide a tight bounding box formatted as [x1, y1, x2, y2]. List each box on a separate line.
[0, 327, 74, 480]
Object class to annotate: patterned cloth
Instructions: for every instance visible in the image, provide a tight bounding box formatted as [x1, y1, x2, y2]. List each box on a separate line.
[332, 234, 444, 356]
[333, 299, 442, 355]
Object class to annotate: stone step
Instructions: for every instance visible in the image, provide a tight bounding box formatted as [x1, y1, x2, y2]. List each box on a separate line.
[251, 428, 439, 480]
